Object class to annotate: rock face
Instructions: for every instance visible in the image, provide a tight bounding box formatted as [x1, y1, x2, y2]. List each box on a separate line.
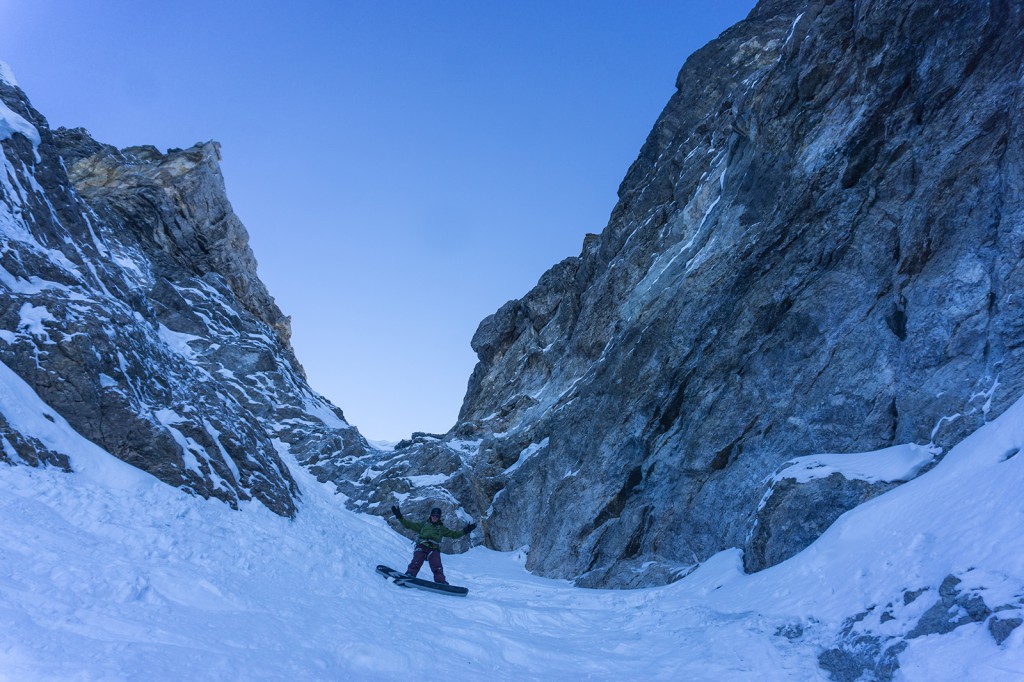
[320, 0, 1024, 588]
[4, 0, 1023, 597]
[744, 473, 897, 574]
[0, 73, 371, 516]
[60, 131, 294, 348]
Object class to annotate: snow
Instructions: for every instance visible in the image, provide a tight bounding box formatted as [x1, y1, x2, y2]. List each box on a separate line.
[0, 97, 40, 147]
[0, 355, 1023, 679]
[505, 437, 548, 475]
[153, 408, 233, 493]
[157, 323, 202, 360]
[781, 13, 806, 50]
[449, 438, 481, 457]
[203, 418, 242, 484]
[16, 302, 55, 341]
[404, 473, 449, 487]
[0, 360, 157, 491]
[0, 265, 67, 296]
[971, 376, 1001, 417]
[770, 443, 938, 485]
[0, 63, 16, 87]
[301, 392, 350, 430]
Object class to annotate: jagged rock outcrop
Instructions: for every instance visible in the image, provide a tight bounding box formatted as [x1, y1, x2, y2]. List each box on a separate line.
[59, 130, 295, 349]
[321, 0, 1024, 588]
[0, 72, 372, 515]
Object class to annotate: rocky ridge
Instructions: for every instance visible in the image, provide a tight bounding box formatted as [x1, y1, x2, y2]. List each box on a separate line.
[317, 0, 1024, 591]
[0, 73, 372, 516]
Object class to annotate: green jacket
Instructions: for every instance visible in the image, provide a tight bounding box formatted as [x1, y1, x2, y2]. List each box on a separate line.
[399, 517, 467, 550]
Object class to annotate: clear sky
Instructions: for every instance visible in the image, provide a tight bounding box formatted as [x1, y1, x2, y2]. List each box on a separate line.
[3, 1, 756, 442]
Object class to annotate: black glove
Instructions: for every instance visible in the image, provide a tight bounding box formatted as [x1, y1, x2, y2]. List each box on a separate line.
[463, 522, 476, 534]
[392, 505, 403, 520]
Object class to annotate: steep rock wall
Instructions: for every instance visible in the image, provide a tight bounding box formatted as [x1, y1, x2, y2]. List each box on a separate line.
[0, 74, 372, 516]
[329, 0, 1024, 588]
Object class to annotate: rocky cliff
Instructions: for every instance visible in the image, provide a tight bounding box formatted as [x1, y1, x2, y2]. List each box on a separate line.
[0, 72, 371, 516]
[320, 0, 1024, 588]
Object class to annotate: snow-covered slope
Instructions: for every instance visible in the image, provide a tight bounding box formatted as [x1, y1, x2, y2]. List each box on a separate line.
[1, 359, 1021, 680]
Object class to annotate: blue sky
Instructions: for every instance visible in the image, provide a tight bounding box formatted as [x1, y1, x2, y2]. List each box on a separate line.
[3, 1, 755, 441]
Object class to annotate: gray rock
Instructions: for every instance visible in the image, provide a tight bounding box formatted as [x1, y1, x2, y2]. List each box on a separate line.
[820, 571, 1010, 677]
[61, 131, 294, 349]
[903, 588, 928, 606]
[0, 82, 373, 517]
[989, 616, 1023, 646]
[819, 607, 906, 682]
[818, 639, 906, 682]
[331, 0, 1024, 588]
[0, 413, 70, 471]
[744, 473, 898, 573]
[907, 575, 992, 639]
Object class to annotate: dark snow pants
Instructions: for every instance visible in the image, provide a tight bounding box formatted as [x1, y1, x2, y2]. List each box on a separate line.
[407, 544, 446, 583]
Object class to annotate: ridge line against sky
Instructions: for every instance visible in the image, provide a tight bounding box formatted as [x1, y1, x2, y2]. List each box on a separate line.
[2, 1, 756, 441]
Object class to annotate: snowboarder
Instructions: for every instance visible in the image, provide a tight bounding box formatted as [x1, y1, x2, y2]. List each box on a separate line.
[391, 505, 475, 584]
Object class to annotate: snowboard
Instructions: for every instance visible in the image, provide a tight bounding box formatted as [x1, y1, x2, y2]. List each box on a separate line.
[376, 564, 469, 597]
